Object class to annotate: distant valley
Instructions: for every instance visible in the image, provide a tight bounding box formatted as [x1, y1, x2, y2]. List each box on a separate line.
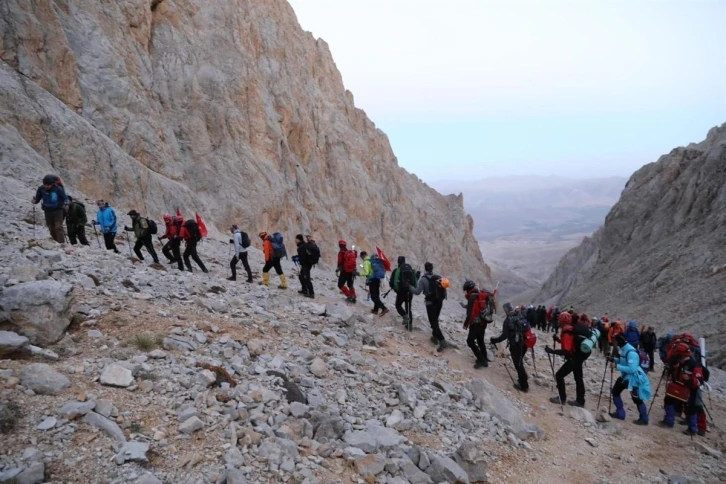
[432, 176, 627, 298]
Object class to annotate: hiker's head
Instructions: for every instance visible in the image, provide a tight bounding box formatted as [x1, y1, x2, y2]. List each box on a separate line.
[175, 216, 184, 223]
[338, 239, 347, 249]
[359, 251, 368, 259]
[305, 234, 314, 243]
[230, 224, 238, 233]
[127, 210, 140, 219]
[502, 302, 513, 315]
[96, 200, 106, 208]
[462, 280, 476, 293]
[295, 234, 304, 244]
[42, 174, 56, 188]
[397, 256, 405, 266]
[424, 262, 433, 273]
[163, 214, 172, 222]
[614, 334, 627, 348]
[259, 231, 268, 240]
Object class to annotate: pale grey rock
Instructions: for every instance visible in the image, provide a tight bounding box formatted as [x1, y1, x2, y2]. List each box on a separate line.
[113, 441, 150, 465]
[178, 416, 204, 434]
[352, 453, 386, 476]
[37, 417, 57, 430]
[309, 358, 327, 378]
[100, 364, 134, 387]
[0, 330, 29, 357]
[16, 462, 45, 484]
[466, 378, 523, 428]
[454, 441, 488, 483]
[0, 281, 74, 345]
[426, 456, 469, 484]
[19, 363, 70, 395]
[342, 421, 405, 453]
[569, 406, 596, 425]
[162, 336, 197, 352]
[57, 401, 96, 420]
[136, 474, 163, 484]
[82, 411, 126, 443]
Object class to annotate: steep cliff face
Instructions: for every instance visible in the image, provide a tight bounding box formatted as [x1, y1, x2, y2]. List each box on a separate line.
[0, 0, 490, 282]
[537, 123, 726, 368]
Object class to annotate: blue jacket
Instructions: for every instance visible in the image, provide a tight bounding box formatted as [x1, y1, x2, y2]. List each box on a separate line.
[96, 206, 118, 234]
[615, 343, 651, 401]
[33, 184, 68, 211]
[624, 322, 640, 348]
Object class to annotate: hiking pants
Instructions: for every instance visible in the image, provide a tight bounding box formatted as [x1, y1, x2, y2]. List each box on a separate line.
[162, 241, 176, 263]
[368, 279, 386, 312]
[394, 291, 410, 317]
[556, 354, 588, 404]
[298, 263, 314, 295]
[338, 271, 354, 290]
[425, 302, 444, 341]
[103, 232, 119, 253]
[134, 235, 159, 263]
[170, 239, 184, 270]
[183, 239, 207, 272]
[466, 323, 487, 363]
[612, 376, 644, 406]
[44, 209, 65, 243]
[645, 348, 655, 371]
[510, 343, 529, 390]
[262, 257, 283, 275]
[67, 222, 89, 246]
[231, 252, 253, 281]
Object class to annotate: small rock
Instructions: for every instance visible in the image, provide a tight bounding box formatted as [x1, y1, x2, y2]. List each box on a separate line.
[37, 417, 57, 430]
[16, 461, 45, 484]
[100, 364, 134, 388]
[139, 380, 154, 392]
[58, 401, 96, 420]
[310, 358, 327, 378]
[87, 329, 103, 338]
[585, 438, 599, 448]
[82, 411, 126, 443]
[0, 331, 30, 357]
[113, 441, 150, 465]
[353, 453, 386, 477]
[179, 416, 204, 434]
[289, 401, 309, 418]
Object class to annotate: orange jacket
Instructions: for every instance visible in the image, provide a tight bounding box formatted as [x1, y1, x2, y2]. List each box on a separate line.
[263, 238, 273, 262]
[608, 320, 624, 343]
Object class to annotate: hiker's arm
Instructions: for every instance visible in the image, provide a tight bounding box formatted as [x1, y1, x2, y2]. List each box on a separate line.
[409, 277, 425, 296]
[617, 352, 638, 374]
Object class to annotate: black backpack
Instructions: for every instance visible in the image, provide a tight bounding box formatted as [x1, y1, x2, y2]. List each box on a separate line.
[424, 274, 447, 303]
[510, 312, 531, 346]
[185, 219, 201, 242]
[146, 218, 158, 235]
[399, 263, 418, 289]
[306, 243, 321, 265]
[241, 231, 251, 249]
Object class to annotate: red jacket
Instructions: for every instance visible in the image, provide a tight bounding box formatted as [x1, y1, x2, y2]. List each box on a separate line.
[337, 249, 347, 270]
[161, 221, 179, 240]
[263, 238, 273, 262]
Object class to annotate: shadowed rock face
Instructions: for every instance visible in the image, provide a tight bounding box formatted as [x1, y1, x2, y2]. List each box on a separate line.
[537, 123, 726, 368]
[0, 0, 490, 284]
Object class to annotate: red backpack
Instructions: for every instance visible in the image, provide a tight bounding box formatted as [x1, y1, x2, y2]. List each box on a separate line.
[472, 291, 495, 324]
[343, 250, 358, 273]
[560, 324, 575, 353]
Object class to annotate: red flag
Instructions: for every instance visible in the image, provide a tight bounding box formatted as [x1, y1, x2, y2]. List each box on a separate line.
[195, 213, 208, 237]
[376, 246, 391, 272]
[176, 207, 183, 217]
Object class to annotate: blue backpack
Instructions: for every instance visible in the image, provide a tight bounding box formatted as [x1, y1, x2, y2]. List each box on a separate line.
[271, 232, 287, 258]
[370, 255, 386, 280]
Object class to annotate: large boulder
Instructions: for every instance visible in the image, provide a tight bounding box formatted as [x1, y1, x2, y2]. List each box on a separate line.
[19, 363, 70, 395]
[466, 378, 524, 428]
[0, 281, 75, 345]
[0, 331, 30, 357]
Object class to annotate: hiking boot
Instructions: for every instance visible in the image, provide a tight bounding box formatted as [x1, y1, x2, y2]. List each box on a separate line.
[609, 413, 625, 421]
[246, 278, 253, 283]
[697, 430, 706, 436]
[227, 277, 236, 281]
[298, 290, 307, 294]
[278, 274, 288, 289]
[474, 361, 487, 369]
[437, 340, 448, 352]
[633, 419, 649, 426]
[303, 293, 315, 299]
[430, 336, 439, 345]
[513, 384, 529, 393]
[379, 308, 390, 317]
[683, 429, 697, 436]
[567, 400, 585, 408]
[549, 397, 563, 405]
[371, 309, 379, 315]
[658, 420, 674, 428]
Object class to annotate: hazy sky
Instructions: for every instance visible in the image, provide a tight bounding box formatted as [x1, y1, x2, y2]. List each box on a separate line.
[288, 0, 725, 182]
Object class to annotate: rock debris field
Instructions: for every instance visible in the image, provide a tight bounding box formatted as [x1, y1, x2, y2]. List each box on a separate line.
[1, 223, 725, 484]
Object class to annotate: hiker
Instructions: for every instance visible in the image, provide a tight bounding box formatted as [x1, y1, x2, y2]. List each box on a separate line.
[640, 326, 657, 372]
[389, 255, 413, 324]
[624, 321, 640, 349]
[609, 333, 651, 425]
[491, 302, 529, 392]
[410, 263, 449, 351]
[462, 280, 493, 368]
[360, 251, 389, 315]
[93, 200, 120, 253]
[31, 174, 69, 243]
[259, 232, 286, 288]
[124, 210, 159, 263]
[336, 240, 357, 303]
[65, 196, 89, 246]
[608, 318, 624, 350]
[537, 305, 547, 331]
[551, 306, 560, 334]
[228, 225, 253, 282]
[597, 317, 611, 355]
[294, 234, 317, 297]
[545, 312, 595, 407]
[180, 219, 208, 273]
[159, 214, 179, 264]
[659, 334, 707, 435]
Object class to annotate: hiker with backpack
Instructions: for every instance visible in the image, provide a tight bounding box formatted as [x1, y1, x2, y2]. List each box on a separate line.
[359, 251, 389, 316]
[93, 200, 120, 254]
[259, 232, 286, 288]
[31, 174, 69, 244]
[295, 234, 318, 297]
[229, 225, 253, 283]
[491, 302, 530, 392]
[124, 210, 160, 264]
[551, 307, 561, 334]
[624, 321, 641, 350]
[389, 256, 411, 323]
[159, 214, 180, 264]
[608, 318, 624, 350]
[180, 219, 208, 273]
[462, 280, 494, 367]
[336, 240, 357, 303]
[640, 326, 657, 372]
[545, 312, 598, 408]
[608, 333, 652, 425]
[659, 334, 707, 435]
[409, 263, 449, 350]
[65, 196, 89, 246]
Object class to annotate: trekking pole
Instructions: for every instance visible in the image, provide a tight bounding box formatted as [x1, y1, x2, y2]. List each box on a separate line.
[530, 347, 538, 375]
[32, 206, 36, 238]
[608, 366, 614, 414]
[546, 353, 555, 391]
[92, 223, 102, 249]
[383, 289, 391, 299]
[125, 231, 132, 256]
[647, 369, 666, 417]
[596, 357, 610, 411]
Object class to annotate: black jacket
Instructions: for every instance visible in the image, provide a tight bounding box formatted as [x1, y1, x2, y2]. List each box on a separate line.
[296, 241, 314, 266]
[641, 331, 657, 351]
[492, 311, 525, 347]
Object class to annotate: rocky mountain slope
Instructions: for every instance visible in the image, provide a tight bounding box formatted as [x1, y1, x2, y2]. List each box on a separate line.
[536, 123, 726, 368]
[1, 217, 725, 483]
[0, 0, 489, 283]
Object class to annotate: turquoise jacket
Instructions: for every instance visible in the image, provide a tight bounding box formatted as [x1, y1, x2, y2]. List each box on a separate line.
[615, 343, 652, 401]
[96, 206, 118, 234]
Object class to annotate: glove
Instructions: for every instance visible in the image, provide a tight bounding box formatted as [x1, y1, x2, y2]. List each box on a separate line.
[124, 226, 131, 231]
[92, 220, 98, 225]
[489, 338, 496, 345]
[459, 302, 467, 308]
[545, 345, 553, 354]
[335, 270, 340, 277]
[229, 239, 234, 244]
[354, 271, 360, 277]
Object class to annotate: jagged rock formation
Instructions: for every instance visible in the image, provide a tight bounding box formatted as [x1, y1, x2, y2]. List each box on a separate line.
[0, 0, 489, 283]
[536, 123, 726, 368]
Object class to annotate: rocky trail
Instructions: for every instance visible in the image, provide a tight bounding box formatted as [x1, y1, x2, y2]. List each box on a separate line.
[1, 221, 725, 484]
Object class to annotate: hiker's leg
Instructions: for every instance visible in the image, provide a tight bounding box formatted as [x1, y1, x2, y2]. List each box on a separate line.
[240, 252, 253, 280]
[611, 377, 627, 419]
[133, 239, 145, 260]
[76, 226, 89, 246]
[395, 292, 406, 317]
[67, 224, 78, 245]
[183, 243, 193, 271]
[573, 357, 586, 404]
[467, 325, 484, 362]
[555, 358, 574, 402]
[190, 241, 207, 272]
[46, 210, 65, 243]
[426, 303, 444, 341]
[230, 255, 238, 279]
[143, 236, 159, 263]
[511, 345, 528, 389]
[369, 279, 384, 311]
[172, 240, 184, 269]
